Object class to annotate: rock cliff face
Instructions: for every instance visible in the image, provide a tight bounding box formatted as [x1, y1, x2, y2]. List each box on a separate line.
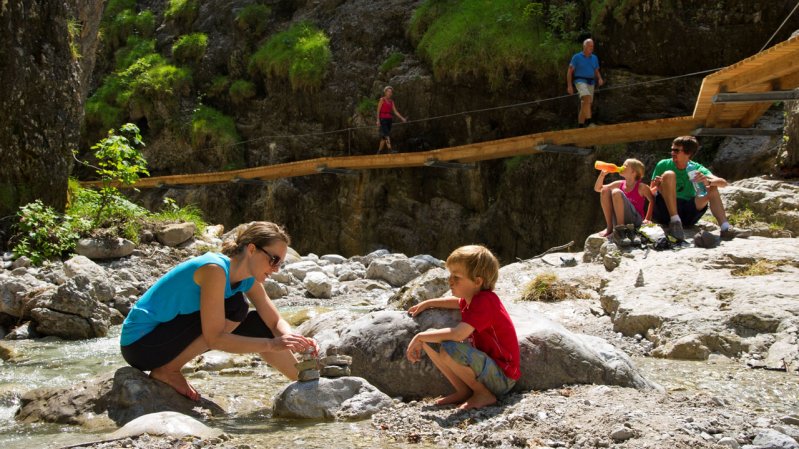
[0, 0, 103, 243]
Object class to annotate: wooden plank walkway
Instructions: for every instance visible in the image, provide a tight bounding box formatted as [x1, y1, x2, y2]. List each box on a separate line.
[84, 35, 799, 189]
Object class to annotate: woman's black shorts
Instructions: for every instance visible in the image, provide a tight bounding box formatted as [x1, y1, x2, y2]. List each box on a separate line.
[120, 292, 274, 371]
[379, 118, 393, 138]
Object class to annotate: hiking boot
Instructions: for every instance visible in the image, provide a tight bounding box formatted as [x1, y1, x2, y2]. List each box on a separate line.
[613, 225, 632, 247]
[626, 224, 641, 246]
[667, 220, 685, 242]
[720, 226, 752, 241]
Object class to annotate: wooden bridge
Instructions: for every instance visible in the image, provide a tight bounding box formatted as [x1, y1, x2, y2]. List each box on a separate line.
[85, 35, 799, 189]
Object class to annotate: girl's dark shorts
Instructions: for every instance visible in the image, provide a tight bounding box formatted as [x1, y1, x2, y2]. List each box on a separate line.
[379, 118, 393, 138]
[652, 193, 708, 227]
[120, 292, 273, 371]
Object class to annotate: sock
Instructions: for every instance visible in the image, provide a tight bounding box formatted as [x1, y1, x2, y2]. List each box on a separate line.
[585, 118, 592, 125]
[720, 222, 731, 231]
[670, 215, 681, 223]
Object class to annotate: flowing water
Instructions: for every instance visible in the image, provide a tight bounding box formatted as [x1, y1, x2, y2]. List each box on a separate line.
[1, 325, 797, 449]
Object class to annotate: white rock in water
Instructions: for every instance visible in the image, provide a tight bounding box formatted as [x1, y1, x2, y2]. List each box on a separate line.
[110, 411, 222, 439]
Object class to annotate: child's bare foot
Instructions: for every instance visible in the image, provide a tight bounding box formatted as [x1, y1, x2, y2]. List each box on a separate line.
[599, 229, 612, 237]
[435, 391, 471, 406]
[458, 391, 497, 410]
[149, 369, 201, 401]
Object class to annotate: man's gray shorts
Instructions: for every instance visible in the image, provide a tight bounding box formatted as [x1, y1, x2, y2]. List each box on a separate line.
[611, 193, 643, 228]
[440, 341, 516, 396]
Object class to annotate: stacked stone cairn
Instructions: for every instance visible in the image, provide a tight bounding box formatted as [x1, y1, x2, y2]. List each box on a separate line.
[295, 348, 320, 382]
[319, 348, 353, 378]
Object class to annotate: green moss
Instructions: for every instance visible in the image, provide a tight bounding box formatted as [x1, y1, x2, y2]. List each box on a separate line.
[207, 75, 230, 99]
[250, 21, 331, 91]
[149, 203, 207, 236]
[229, 79, 256, 104]
[104, 0, 137, 19]
[191, 105, 240, 149]
[409, 0, 577, 90]
[356, 97, 378, 116]
[165, 0, 199, 27]
[172, 33, 208, 64]
[104, 8, 155, 49]
[379, 52, 404, 73]
[115, 36, 156, 70]
[235, 3, 272, 36]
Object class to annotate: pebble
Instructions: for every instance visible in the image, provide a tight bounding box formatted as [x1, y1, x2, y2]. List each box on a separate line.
[718, 436, 741, 449]
[610, 427, 635, 441]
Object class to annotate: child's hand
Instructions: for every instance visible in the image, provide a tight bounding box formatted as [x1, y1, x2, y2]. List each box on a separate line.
[406, 336, 423, 363]
[408, 303, 426, 317]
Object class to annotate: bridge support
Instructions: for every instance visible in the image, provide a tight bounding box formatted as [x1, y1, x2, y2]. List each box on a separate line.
[712, 90, 799, 104]
[693, 128, 783, 137]
[424, 158, 475, 170]
[535, 144, 593, 156]
[316, 164, 358, 175]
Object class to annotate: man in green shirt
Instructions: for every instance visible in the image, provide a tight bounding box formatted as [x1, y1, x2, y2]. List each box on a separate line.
[646, 136, 750, 242]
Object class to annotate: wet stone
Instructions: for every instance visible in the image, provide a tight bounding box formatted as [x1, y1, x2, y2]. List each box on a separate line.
[295, 359, 319, 372]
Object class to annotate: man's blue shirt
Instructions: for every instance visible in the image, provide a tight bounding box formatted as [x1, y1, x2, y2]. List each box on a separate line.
[570, 52, 599, 85]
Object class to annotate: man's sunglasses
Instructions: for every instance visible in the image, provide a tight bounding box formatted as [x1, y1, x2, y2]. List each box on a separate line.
[670, 147, 687, 153]
[256, 246, 282, 267]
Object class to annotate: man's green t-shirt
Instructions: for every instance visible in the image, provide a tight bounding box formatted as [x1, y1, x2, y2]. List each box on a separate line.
[651, 159, 712, 201]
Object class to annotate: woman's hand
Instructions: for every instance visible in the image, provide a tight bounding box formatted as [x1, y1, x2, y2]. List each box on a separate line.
[270, 333, 314, 352]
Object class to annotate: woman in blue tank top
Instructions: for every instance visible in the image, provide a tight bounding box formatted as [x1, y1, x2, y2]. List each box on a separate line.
[120, 221, 316, 401]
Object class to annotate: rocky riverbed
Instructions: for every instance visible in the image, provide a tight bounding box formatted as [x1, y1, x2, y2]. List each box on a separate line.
[0, 177, 797, 449]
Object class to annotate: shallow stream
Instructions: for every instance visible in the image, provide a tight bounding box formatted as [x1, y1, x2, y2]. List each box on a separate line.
[1, 325, 797, 449]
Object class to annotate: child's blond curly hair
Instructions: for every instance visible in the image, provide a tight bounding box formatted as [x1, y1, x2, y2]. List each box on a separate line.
[624, 158, 645, 180]
[445, 245, 499, 291]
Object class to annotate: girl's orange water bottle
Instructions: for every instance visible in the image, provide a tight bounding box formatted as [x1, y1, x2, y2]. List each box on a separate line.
[594, 160, 625, 173]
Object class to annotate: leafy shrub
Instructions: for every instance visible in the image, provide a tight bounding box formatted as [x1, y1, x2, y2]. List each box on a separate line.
[191, 105, 240, 149]
[89, 123, 150, 224]
[229, 79, 256, 104]
[150, 199, 207, 235]
[379, 52, 405, 73]
[11, 201, 88, 265]
[165, 0, 199, 27]
[104, 0, 136, 18]
[356, 97, 378, 116]
[235, 3, 272, 36]
[250, 22, 331, 91]
[409, 0, 577, 89]
[172, 32, 208, 64]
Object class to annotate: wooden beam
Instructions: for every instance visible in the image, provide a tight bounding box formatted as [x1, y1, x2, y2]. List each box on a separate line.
[738, 102, 780, 128]
[705, 103, 727, 127]
[721, 51, 799, 91]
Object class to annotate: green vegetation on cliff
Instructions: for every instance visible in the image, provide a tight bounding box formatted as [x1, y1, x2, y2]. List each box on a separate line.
[379, 52, 405, 73]
[235, 3, 272, 36]
[250, 22, 331, 91]
[409, 0, 579, 89]
[165, 0, 199, 27]
[172, 32, 208, 64]
[103, 6, 155, 50]
[229, 80, 256, 104]
[86, 53, 191, 132]
[191, 105, 240, 150]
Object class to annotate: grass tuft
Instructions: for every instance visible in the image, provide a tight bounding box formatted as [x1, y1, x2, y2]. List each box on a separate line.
[520, 272, 588, 302]
[235, 3, 272, 36]
[409, 0, 578, 90]
[229, 79, 256, 104]
[250, 21, 331, 91]
[191, 105, 240, 150]
[379, 52, 405, 73]
[172, 32, 208, 64]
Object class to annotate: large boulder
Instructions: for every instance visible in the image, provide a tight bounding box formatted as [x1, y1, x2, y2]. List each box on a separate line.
[272, 377, 393, 420]
[75, 238, 135, 260]
[156, 223, 196, 247]
[26, 276, 123, 339]
[0, 271, 54, 318]
[366, 254, 422, 287]
[387, 267, 450, 310]
[333, 308, 657, 399]
[720, 178, 799, 236]
[15, 367, 224, 426]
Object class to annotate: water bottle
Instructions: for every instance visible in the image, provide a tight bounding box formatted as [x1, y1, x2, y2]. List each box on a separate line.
[594, 161, 625, 173]
[687, 162, 707, 197]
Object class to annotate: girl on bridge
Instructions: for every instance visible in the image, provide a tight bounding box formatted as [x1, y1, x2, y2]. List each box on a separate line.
[376, 85, 407, 154]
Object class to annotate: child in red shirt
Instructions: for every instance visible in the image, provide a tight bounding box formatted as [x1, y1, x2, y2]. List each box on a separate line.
[406, 245, 521, 409]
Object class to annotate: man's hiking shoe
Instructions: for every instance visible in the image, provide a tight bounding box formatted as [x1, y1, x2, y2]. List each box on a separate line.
[693, 230, 719, 249]
[626, 224, 642, 246]
[720, 226, 752, 241]
[667, 221, 685, 242]
[613, 225, 632, 247]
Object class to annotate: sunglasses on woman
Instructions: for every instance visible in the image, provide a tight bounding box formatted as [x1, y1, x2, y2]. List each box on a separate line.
[256, 246, 282, 267]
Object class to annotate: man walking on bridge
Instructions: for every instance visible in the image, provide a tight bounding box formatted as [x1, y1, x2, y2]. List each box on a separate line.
[567, 38, 604, 128]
